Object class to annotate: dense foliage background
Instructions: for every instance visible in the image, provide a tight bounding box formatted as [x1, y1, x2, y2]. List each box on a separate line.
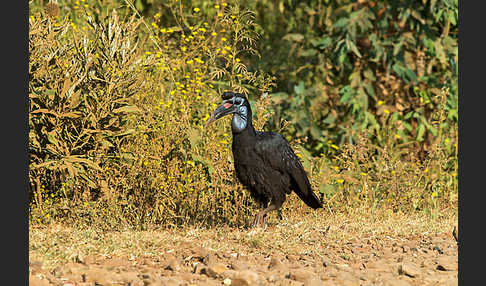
[29, 0, 457, 229]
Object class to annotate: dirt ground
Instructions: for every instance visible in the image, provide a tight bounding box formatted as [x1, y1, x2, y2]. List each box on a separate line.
[29, 211, 458, 286]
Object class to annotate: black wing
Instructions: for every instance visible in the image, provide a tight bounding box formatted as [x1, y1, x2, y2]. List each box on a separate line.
[254, 132, 322, 209]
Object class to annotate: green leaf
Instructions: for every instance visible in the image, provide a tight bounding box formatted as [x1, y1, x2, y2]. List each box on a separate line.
[417, 124, 426, 142]
[333, 18, 349, 29]
[346, 39, 362, 58]
[310, 124, 321, 139]
[310, 36, 332, 49]
[364, 83, 376, 98]
[299, 49, 318, 57]
[323, 114, 335, 124]
[282, 33, 304, 42]
[294, 81, 306, 95]
[363, 69, 376, 81]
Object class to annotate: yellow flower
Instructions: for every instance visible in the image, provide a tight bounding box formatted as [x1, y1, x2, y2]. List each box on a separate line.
[330, 144, 339, 150]
[214, 4, 220, 9]
[377, 100, 384, 106]
[384, 109, 390, 114]
[336, 179, 344, 184]
[193, 7, 200, 12]
[211, 32, 217, 36]
[395, 134, 401, 139]
[221, 37, 227, 42]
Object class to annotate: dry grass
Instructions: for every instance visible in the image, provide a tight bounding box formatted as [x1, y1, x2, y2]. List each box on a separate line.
[29, 202, 456, 271]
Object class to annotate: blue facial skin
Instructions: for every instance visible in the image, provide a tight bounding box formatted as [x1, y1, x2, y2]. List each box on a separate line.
[232, 105, 247, 133]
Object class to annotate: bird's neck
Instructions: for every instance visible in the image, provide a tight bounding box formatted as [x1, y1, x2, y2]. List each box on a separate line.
[231, 113, 256, 138]
[231, 104, 254, 135]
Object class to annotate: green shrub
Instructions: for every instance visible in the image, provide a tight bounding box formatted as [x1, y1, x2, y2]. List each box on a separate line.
[29, 0, 457, 229]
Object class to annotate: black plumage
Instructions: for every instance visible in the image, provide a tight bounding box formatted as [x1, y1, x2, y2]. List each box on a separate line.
[205, 91, 322, 227]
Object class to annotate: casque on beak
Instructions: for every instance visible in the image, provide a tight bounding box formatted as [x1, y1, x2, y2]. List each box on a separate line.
[204, 100, 236, 128]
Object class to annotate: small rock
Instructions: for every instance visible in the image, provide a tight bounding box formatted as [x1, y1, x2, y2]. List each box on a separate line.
[202, 254, 212, 265]
[83, 267, 112, 285]
[436, 256, 458, 271]
[383, 278, 413, 286]
[202, 263, 228, 278]
[336, 272, 360, 286]
[157, 276, 184, 286]
[268, 257, 284, 270]
[398, 263, 421, 278]
[304, 277, 324, 286]
[29, 261, 43, 270]
[29, 275, 51, 286]
[165, 258, 181, 271]
[433, 245, 444, 254]
[288, 268, 316, 283]
[104, 257, 126, 269]
[332, 263, 350, 271]
[229, 253, 238, 258]
[286, 254, 299, 263]
[193, 262, 205, 274]
[230, 260, 248, 271]
[231, 270, 260, 286]
[119, 271, 144, 285]
[322, 259, 330, 267]
[223, 278, 232, 285]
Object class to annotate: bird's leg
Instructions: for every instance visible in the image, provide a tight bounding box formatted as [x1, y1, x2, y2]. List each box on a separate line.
[252, 201, 282, 228]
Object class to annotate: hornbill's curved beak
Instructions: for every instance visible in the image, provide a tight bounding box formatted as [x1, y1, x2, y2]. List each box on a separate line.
[204, 100, 237, 128]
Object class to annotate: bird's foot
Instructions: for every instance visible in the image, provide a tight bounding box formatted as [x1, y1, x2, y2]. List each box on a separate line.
[251, 213, 267, 229]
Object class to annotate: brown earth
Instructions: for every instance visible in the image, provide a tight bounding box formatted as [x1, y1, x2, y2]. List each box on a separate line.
[29, 210, 458, 286]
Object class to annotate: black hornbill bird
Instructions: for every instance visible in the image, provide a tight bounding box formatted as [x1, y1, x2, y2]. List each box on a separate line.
[205, 91, 322, 227]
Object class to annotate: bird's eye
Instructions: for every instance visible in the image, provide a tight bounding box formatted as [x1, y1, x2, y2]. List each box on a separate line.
[234, 98, 243, 105]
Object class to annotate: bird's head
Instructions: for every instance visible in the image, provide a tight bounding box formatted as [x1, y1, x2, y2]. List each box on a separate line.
[205, 91, 251, 132]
